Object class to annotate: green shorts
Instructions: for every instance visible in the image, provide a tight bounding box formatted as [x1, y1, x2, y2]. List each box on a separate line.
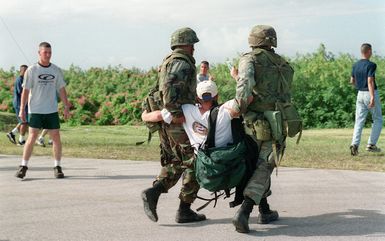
[28, 112, 60, 129]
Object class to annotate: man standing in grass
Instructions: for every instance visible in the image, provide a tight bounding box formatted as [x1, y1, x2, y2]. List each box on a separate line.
[350, 43, 383, 156]
[6, 65, 28, 145]
[15, 42, 71, 179]
[196, 60, 214, 83]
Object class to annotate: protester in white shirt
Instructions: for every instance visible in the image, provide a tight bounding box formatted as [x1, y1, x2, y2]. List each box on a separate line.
[142, 80, 237, 151]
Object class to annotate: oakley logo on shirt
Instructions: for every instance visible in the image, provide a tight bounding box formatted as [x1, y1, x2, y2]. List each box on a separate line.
[38, 74, 55, 85]
[38, 74, 55, 80]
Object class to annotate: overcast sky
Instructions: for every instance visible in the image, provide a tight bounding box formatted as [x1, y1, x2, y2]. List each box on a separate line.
[1, 0, 384, 71]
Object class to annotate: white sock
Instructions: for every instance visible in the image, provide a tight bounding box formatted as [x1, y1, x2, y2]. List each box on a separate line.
[11, 128, 19, 134]
[21, 160, 29, 166]
[54, 160, 61, 167]
[19, 135, 25, 142]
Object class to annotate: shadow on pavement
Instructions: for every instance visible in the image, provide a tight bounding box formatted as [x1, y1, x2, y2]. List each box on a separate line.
[163, 209, 385, 238]
[19, 175, 155, 181]
[0, 166, 96, 171]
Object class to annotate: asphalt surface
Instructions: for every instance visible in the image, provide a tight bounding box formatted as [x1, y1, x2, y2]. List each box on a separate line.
[1, 154, 385, 241]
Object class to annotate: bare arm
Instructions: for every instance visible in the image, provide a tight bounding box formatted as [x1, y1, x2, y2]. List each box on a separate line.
[350, 77, 355, 86]
[59, 87, 71, 119]
[225, 96, 254, 119]
[19, 88, 29, 123]
[368, 77, 375, 108]
[141, 110, 163, 122]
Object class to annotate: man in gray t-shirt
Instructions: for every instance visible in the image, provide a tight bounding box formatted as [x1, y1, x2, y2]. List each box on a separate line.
[16, 42, 71, 179]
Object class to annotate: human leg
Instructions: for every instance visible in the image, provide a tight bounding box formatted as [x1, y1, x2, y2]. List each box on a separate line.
[141, 126, 184, 222]
[15, 127, 39, 178]
[49, 129, 62, 163]
[367, 91, 383, 148]
[44, 112, 64, 178]
[36, 129, 48, 147]
[21, 127, 40, 162]
[351, 92, 369, 147]
[18, 123, 28, 144]
[175, 166, 206, 223]
[6, 123, 20, 144]
[233, 140, 274, 233]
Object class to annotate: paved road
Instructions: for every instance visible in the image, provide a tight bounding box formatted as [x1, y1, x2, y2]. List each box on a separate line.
[1, 154, 385, 241]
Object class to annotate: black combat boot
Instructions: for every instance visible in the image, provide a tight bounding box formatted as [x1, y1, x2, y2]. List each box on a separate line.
[175, 201, 206, 223]
[141, 181, 165, 222]
[232, 197, 255, 233]
[257, 197, 279, 224]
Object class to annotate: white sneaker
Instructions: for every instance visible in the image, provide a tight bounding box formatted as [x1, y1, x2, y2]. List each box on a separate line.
[36, 138, 46, 147]
[366, 144, 381, 152]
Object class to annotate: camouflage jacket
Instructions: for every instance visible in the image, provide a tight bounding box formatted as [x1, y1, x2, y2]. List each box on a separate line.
[233, 48, 294, 114]
[159, 48, 197, 118]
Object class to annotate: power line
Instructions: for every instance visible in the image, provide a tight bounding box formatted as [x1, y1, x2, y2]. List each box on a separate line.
[0, 15, 31, 65]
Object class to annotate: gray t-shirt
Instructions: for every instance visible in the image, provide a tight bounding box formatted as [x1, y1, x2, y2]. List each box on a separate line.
[23, 63, 66, 114]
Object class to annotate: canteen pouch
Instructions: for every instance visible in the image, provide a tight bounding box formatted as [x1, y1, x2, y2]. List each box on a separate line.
[263, 111, 283, 142]
[277, 103, 302, 138]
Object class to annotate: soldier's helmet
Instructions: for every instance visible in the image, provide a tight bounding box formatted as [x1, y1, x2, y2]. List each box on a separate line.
[248, 25, 277, 48]
[170, 27, 199, 50]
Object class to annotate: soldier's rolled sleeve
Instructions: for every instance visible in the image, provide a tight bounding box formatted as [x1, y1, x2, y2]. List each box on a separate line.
[234, 58, 255, 113]
[162, 60, 191, 117]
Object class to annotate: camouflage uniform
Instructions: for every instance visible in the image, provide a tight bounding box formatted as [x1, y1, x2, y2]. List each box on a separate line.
[232, 25, 294, 233]
[233, 26, 294, 205]
[142, 27, 206, 224]
[156, 47, 199, 203]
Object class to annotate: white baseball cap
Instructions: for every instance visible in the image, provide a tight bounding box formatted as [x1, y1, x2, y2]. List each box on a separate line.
[196, 80, 218, 101]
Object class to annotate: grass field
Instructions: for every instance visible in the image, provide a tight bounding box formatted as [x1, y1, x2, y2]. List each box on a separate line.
[1, 112, 384, 172]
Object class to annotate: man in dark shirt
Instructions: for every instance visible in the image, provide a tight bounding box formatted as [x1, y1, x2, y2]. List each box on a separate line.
[6, 65, 28, 145]
[350, 43, 383, 155]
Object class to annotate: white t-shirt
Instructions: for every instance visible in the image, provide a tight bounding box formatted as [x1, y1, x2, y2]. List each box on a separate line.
[161, 100, 235, 151]
[23, 63, 66, 114]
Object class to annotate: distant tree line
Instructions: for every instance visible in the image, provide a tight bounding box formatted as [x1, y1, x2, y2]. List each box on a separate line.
[1, 44, 384, 128]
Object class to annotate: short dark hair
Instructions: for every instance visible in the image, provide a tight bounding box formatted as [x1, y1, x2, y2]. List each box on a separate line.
[201, 60, 209, 67]
[39, 42, 51, 48]
[20, 65, 28, 69]
[361, 43, 372, 54]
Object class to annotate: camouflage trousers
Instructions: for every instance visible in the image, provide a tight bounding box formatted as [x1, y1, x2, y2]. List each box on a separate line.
[243, 138, 281, 205]
[155, 123, 199, 203]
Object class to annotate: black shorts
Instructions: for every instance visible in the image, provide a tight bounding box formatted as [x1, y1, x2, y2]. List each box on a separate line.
[28, 112, 60, 129]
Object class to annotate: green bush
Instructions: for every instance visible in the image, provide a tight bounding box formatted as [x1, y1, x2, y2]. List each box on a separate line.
[0, 45, 384, 128]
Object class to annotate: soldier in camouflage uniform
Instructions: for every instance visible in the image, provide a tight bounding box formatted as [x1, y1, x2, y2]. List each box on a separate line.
[230, 25, 294, 233]
[141, 27, 206, 223]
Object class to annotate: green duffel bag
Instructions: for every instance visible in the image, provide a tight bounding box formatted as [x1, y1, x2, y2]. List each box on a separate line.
[195, 141, 247, 192]
[195, 105, 246, 193]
